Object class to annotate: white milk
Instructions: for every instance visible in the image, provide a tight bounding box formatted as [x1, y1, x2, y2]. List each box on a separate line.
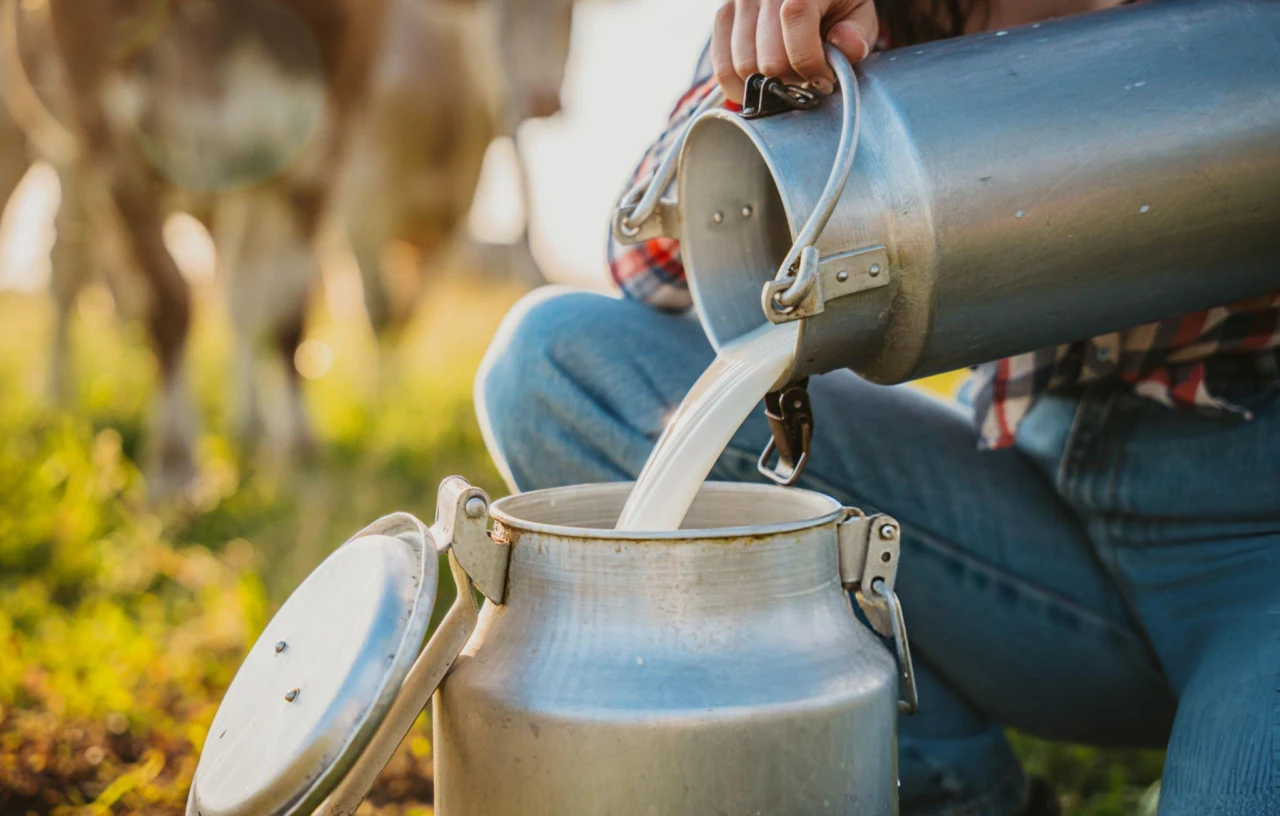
[616, 322, 799, 532]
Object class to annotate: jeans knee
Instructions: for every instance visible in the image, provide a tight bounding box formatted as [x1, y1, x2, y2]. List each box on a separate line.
[475, 287, 619, 489]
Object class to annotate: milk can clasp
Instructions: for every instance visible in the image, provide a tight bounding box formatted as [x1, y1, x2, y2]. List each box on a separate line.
[739, 73, 822, 119]
[757, 381, 813, 486]
[838, 509, 919, 715]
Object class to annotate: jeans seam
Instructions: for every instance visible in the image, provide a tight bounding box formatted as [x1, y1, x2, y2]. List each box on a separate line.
[902, 518, 1158, 652]
[1059, 389, 1104, 508]
[1273, 669, 1280, 794]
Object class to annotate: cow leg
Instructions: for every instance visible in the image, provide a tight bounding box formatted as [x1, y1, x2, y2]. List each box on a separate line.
[98, 177, 198, 496]
[46, 164, 99, 404]
[132, 213, 196, 495]
[135, 204, 197, 495]
[46, 0, 197, 496]
[230, 315, 265, 452]
[350, 223, 395, 338]
[344, 181, 417, 343]
[47, 201, 85, 405]
[211, 192, 265, 449]
[274, 299, 315, 461]
[216, 188, 318, 460]
[88, 178, 197, 496]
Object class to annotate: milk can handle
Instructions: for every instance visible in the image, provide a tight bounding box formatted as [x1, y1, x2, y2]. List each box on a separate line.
[612, 84, 727, 244]
[764, 44, 862, 317]
[871, 578, 919, 715]
[315, 478, 508, 816]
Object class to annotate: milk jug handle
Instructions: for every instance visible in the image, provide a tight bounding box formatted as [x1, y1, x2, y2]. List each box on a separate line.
[871, 578, 919, 715]
[612, 84, 727, 245]
[764, 44, 862, 317]
[315, 478, 509, 816]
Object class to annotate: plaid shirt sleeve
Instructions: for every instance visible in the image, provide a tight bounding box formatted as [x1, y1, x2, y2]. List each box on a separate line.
[607, 47, 731, 312]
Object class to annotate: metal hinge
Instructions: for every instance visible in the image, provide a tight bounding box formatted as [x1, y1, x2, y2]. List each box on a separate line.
[611, 192, 682, 244]
[740, 73, 822, 119]
[430, 476, 509, 604]
[763, 244, 891, 323]
[837, 509, 900, 601]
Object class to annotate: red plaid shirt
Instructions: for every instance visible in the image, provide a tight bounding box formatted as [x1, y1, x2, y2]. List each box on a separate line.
[609, 52, 1280, 449]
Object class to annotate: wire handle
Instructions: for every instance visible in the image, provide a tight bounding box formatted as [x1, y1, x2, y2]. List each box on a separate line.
[871, 578, 918, 715]
[612, 85, 727, 244]
[763, 44, 863, 317]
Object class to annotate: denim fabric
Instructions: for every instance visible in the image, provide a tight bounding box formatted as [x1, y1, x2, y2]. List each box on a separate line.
[475, 288, 1280, 816]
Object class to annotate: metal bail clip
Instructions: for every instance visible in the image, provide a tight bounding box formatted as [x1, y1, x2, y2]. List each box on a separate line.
[757, 380, 813, 486]
[740, 73, 822, 120]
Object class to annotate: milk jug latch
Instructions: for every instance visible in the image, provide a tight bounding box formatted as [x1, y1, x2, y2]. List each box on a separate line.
[739, 73, 821, 119]
[758, 380, 813, 486]
[837, 509, 918, 715]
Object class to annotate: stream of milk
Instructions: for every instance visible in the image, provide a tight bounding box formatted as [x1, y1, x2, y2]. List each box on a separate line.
[615, 322, 800, 532]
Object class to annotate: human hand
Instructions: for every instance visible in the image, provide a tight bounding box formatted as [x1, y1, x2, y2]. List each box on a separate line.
[711, 0, 877, 103]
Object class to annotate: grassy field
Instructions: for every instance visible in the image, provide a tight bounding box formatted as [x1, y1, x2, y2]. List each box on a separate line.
[0, 279, 1162, 814]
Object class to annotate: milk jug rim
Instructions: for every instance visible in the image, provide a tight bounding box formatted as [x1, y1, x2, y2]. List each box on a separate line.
[489, 480, 844, 541]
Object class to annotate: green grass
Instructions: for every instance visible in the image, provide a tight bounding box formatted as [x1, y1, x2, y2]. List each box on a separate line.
[0, 280, 1162, 814]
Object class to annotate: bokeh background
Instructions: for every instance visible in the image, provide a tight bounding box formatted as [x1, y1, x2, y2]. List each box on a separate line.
[0, 0, 1163, 812]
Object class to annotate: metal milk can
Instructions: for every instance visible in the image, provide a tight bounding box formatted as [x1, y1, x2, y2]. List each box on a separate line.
[189, 477, 916, 815]
[613, 0, 1280, 481]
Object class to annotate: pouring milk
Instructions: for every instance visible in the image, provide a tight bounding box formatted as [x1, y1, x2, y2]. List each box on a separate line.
[615, 322, 799, 531]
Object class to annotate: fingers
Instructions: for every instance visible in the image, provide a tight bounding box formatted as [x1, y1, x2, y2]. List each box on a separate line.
[712, 1, 745, 103]
[755, 0, 799, 83]
[779, 0, 834, 89]
[731, 0, 763, 84]
[716, 0, 878, 104]
[779, 0, 877, 91]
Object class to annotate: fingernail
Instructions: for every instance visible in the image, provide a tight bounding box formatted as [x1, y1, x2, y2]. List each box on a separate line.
[828, 26, 871, 62]
[854, 32, 871, 60]
[811, 77, 834, 95]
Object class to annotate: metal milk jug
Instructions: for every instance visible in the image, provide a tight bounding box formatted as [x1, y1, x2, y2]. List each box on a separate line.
[613, 0, 1280, 484]
[188, 477, 916, 815]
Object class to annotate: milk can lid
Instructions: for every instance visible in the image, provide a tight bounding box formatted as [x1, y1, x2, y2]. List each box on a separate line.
[190, 514, 438, 816]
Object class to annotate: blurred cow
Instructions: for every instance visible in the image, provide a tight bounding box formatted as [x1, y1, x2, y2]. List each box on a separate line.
[0, 3, 141, 402]
[0, 60, 24, 154]
[339, 0, 576, 339]
[1, 0, 386, 494]
[0, 81, 27, 245]
[2, 0, 579, 496]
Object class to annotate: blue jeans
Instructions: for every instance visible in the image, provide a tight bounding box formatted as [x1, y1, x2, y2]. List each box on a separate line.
[476, 288, 1280, 816]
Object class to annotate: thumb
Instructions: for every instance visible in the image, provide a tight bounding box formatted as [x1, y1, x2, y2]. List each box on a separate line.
[826, 1, 877, 65]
